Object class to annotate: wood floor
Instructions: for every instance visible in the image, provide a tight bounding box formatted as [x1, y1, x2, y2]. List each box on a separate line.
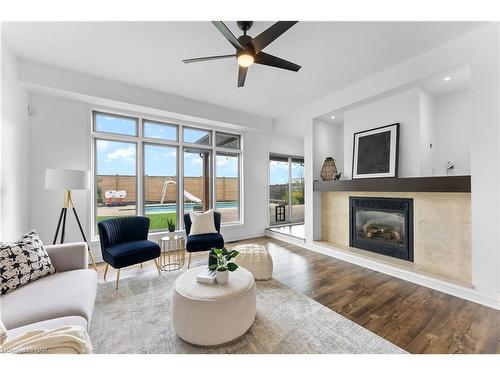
[94, 236, 500, 354]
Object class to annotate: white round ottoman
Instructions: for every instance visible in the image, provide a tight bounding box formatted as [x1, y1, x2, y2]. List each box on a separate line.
[232, 244, 273, 280]
[172, 266, 256, 346]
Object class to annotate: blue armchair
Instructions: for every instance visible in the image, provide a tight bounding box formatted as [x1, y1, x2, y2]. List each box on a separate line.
[98, 216, 161, 289]
[184, 211, 224, 268]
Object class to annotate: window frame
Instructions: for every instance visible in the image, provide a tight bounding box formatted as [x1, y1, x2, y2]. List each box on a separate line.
[93, 137, 140, 233]
[267, 153, 305, 227]
[183, 126, 212, 146]
[90, 109, 243, 240]
[215, 151, 241, 225]
[143, 119, 179, 142]
[143, 142, 180, 232]
[93, 111, 139, 137]
[215, 131, 241, 149]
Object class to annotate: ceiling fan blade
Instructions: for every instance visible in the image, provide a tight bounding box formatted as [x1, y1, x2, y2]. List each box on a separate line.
[212, 21, 244, 50]
[252, 21, 298, 53]
[182, 54, 236, 64]
[237, 66, 248, 87]
[255, 52, 301, 72]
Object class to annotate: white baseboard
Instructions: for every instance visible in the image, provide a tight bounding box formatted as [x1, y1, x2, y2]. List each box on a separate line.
[266, 232, 500, 310]
[265, 229, 306, 247]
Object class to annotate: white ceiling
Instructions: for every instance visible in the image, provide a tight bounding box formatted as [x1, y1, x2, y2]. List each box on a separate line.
[2, 21, 484, 118]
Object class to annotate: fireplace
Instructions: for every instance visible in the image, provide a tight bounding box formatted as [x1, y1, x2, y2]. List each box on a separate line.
[349, 197, 413, 261]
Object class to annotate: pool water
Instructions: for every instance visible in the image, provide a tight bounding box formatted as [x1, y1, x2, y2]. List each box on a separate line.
[145, 201, 237, 214]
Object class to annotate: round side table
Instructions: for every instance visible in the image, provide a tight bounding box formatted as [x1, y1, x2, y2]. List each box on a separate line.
[158, 235, 185, 271]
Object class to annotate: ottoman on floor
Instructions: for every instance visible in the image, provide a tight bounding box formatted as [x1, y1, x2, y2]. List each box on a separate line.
[172, 266, 256, 346]
[232, 244, 273, 280]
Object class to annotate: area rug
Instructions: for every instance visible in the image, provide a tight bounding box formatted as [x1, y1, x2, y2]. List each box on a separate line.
[89, 269, 406, 354]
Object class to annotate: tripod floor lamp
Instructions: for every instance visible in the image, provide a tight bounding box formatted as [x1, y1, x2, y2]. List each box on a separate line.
[45, 168, 97, 270]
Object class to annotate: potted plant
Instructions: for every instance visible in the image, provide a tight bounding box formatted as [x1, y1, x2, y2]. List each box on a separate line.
[166, 218, 176, 238]
[209, 247, 239, 284]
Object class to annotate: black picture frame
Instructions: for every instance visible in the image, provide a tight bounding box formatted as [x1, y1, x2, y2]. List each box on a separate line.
[352, 123, 399, 179]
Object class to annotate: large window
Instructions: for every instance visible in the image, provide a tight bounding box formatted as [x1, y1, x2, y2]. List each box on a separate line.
[92, 110, 242, 236]
[216, 152, 240, 224]
[95, 139, 137, 226]
[144, 144, 178, 231]
[184, 149, 211, 213]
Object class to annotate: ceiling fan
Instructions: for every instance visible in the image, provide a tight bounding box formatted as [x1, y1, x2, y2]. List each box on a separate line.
[182, 21, 301, 87]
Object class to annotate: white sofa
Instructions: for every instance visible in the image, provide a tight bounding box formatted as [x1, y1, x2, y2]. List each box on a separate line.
[1, 242, 97, 339]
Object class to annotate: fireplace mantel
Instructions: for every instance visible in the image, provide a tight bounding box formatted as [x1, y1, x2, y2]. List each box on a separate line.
[313, 175, 470, 193]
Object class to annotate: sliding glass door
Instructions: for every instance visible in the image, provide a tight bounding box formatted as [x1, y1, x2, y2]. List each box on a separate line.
[269, 155, 304, 226]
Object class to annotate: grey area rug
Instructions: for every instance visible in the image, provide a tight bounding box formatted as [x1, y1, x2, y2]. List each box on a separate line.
[89, 269, 406, 354]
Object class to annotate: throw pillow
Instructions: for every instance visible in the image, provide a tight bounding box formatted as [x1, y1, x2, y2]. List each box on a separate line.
[0, 229, 56, 295]
[189, 210, 217, 235]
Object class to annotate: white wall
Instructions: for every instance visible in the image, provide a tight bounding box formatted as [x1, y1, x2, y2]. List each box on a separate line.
[28, 93, 91, 246]
[313, 120, 344, 180]
[27, 92, 303, 260]
[343, 88, 421, 178]
[275, 23, 500, 308]
[419, 90, 435, 176]
[432, 89, 471, 175]
[1, 40, 29, 241]
[18, 59, 275, 134]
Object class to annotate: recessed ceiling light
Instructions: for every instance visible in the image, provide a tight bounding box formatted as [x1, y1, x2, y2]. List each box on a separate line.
[330, 115, 336, 120]
[443, 76, 452, 82]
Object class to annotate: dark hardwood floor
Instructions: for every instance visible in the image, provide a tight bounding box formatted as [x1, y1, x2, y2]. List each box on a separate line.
[94, 236, 500, 354]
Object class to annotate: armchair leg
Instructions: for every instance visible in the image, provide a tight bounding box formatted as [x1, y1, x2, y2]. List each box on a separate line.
[187, 253, 192, 269]
[88, 249, 98, 271]
[116, 269, 121, 290]
[153, 258, 161, 276]
[103, 263, 109, 280]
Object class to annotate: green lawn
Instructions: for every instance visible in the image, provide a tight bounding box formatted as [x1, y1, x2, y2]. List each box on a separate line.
[97, 212, 177, 231]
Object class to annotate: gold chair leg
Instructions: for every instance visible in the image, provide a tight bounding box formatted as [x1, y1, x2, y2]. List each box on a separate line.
[154, 258, 161, 275]
[187, 253, 192, 269]
[88, 249, 98, 271]
[116, 269, 121, 290]
[103, 263, 109, 280]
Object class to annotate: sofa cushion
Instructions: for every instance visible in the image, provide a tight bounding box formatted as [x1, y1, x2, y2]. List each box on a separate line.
[1, 269, 97, 330]
[103, 240, 161, 269]
[186, 233, 224, 253]
[0, 229, 55, 295]
[6, 316, 87, 340]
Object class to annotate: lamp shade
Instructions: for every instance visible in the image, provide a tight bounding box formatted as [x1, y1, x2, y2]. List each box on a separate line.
[45, 169, 89, 190]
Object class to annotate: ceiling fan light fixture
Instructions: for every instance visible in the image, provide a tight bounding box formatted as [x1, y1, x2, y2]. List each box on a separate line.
[237, 52, 254, 68]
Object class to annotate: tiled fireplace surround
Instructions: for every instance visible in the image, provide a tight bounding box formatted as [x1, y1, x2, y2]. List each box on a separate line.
[320, 191, 471, 285]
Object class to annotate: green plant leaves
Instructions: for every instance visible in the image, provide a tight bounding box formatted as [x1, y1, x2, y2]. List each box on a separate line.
[227, 262, 238, 271]
[213, 248, 222, 256]
[210, 248, 239, 272]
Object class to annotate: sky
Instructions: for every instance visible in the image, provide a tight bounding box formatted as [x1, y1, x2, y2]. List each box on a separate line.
[96, 140, 238, 177]
[269, 160, 304, 184]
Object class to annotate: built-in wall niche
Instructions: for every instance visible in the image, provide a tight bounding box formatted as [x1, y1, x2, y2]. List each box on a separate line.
[313, 64, 471, 180]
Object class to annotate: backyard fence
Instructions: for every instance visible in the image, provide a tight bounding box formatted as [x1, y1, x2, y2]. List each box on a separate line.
[97, 175, 238, 205]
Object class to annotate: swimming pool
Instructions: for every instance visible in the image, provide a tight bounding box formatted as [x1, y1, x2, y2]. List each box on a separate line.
[145, 201, 237, 213]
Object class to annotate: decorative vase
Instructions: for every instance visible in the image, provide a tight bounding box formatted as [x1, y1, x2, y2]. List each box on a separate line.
[320, 157, 338, 181]
[216, 269, 228, 284]
[168, 231, 175, 239]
